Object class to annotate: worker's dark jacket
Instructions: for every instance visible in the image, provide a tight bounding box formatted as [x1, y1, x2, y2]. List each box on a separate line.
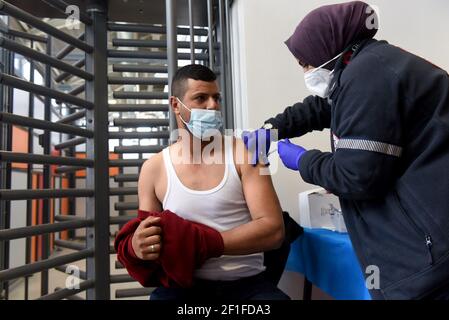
[266, 39, 449, 299]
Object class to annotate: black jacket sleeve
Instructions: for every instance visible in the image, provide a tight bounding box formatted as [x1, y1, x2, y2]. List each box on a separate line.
[265, 95, 331, 140]
[298, 52, 404, 200]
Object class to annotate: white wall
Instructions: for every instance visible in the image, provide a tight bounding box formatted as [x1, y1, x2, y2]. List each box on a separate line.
[230, 0, 449, 217]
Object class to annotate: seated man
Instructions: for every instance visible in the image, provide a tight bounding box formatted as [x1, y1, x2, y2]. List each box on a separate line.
[117, 64, 290, 300]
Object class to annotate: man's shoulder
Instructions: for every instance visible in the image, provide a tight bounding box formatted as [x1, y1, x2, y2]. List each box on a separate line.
[231, 136, 264, 171]
[141, 149, 165, 175]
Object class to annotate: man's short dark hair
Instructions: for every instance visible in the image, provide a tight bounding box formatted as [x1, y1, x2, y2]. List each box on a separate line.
[171, 64, 217, 99]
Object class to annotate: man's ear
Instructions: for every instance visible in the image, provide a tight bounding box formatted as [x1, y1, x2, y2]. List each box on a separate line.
[170, 96, 180, 115]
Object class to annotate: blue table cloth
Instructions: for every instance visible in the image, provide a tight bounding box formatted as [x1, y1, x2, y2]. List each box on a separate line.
[286, 228, 371, 300]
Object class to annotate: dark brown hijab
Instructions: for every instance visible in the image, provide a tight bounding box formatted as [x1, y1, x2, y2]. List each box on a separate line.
[285, 1, 378, 70]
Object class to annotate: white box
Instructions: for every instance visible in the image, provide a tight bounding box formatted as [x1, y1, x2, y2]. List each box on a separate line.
[298, 188, 347, 233]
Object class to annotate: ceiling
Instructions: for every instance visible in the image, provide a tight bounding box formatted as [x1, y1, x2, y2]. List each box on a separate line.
[8, 0, 213, 26]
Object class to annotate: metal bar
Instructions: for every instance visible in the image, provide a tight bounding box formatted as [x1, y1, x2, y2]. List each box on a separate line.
[0, 37, 93, 81]
[54, 265, 86, 280]
[54, 239, 85, 251]
[0, 74, 94, 109]
[108, 104, 168, 112]
[85, 0, 110, 300]
[0, 27, 47, 43]
[109, 274, 135, 284]
[56, 110, 86, 124]
[218, 0, 228, 129]
[55, 33, 85, 59]
[25, 53, 35, 300]
[303, 277, 313, 301]
[112, 64, 167, 73]
[188, 0, 195, 63]
[114, 145, 164, 154]
[207, 0, 214, 67]
[117, 118, 125, 227]
[0, 151, 93, 167]
[114, 202, 138, 211]
[112, 39, 216, 50]
[108, 49, 167, 60]
[0, 1, 93, 52]
[166, 0, 178, 143]
[115, 288, 154, 298]
[0, 112, 93, 137]
[113, 174, 138, 182]
[54, 137, 87, 150]
[54, 215, 83, 222]
[224, 0, 234, 129]
[68, 84, 85, 96]
[113, 118, 169, 127]
[109, 216, 134, 225]
[0, 34, 13, 299]
[109, 187, 137, 196]
[108, 76, 167, 85]
[109, 159, 145, 167]
[41, 0, 93, 25]
[107, 22, 208, 36]
[109, 131, 170, 139]
[54, 59, 85, 83]
[0, 189, 94, 200]
[54, 166, 85, 174]
[108, 49, 208, 61]
[41, 35, 52, 296]
[0, 249, 93, 282]
[112, 91, 168, 100]
[64, 294, 85, 300]
[37, 280, 94, 300]
[0, 219, 94, 241]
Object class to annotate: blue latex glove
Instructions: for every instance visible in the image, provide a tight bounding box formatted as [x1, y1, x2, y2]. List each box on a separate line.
[278, 139, 307, 171]
[242, 129, 273, 166]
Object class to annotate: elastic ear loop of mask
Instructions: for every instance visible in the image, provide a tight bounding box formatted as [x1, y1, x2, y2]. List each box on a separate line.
[307, 51, 345, 74]
[176, 97, 191, 125]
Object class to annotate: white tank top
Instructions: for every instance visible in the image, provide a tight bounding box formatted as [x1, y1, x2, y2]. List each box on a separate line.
[162, 136, 265, 281]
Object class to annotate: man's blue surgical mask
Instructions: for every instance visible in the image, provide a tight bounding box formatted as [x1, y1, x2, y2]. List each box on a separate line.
[177, 97, 223, 140]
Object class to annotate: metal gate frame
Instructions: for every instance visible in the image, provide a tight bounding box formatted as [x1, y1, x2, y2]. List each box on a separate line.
[0, 0, 233, 300]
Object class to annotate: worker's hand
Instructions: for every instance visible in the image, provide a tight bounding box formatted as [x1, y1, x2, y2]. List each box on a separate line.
[131, 216, 162, 261]
[278, 139, 307, 171]
[242, 129, 274, 166]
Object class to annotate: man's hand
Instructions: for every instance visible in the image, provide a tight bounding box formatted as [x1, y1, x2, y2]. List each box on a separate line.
[278, 139, 307, 171]
[242, 129, 276, 166]
[131, 216, 162, 260]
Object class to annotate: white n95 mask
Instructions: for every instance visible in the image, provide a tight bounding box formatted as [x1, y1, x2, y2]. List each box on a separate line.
[304, 51, 344, 98]
[177, 97, 223, 140]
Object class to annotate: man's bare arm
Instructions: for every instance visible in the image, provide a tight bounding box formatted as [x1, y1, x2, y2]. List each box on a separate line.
[220, 139, 284, 255]
[138, 154, 163, 212]
[132, 155, 163, 260]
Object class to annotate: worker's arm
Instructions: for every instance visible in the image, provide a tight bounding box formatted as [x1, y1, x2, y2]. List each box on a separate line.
[298, 53, 403, 200]
[220, 139, 285, 255]
[264, 95, 332, 140]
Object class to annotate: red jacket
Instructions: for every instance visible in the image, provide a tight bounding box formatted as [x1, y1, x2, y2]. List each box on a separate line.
[114, 210, 224, 288]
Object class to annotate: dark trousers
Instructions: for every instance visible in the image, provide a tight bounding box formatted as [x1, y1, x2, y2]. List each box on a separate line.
[150, 272, 290, 301]
[422, 283, 449, 300]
